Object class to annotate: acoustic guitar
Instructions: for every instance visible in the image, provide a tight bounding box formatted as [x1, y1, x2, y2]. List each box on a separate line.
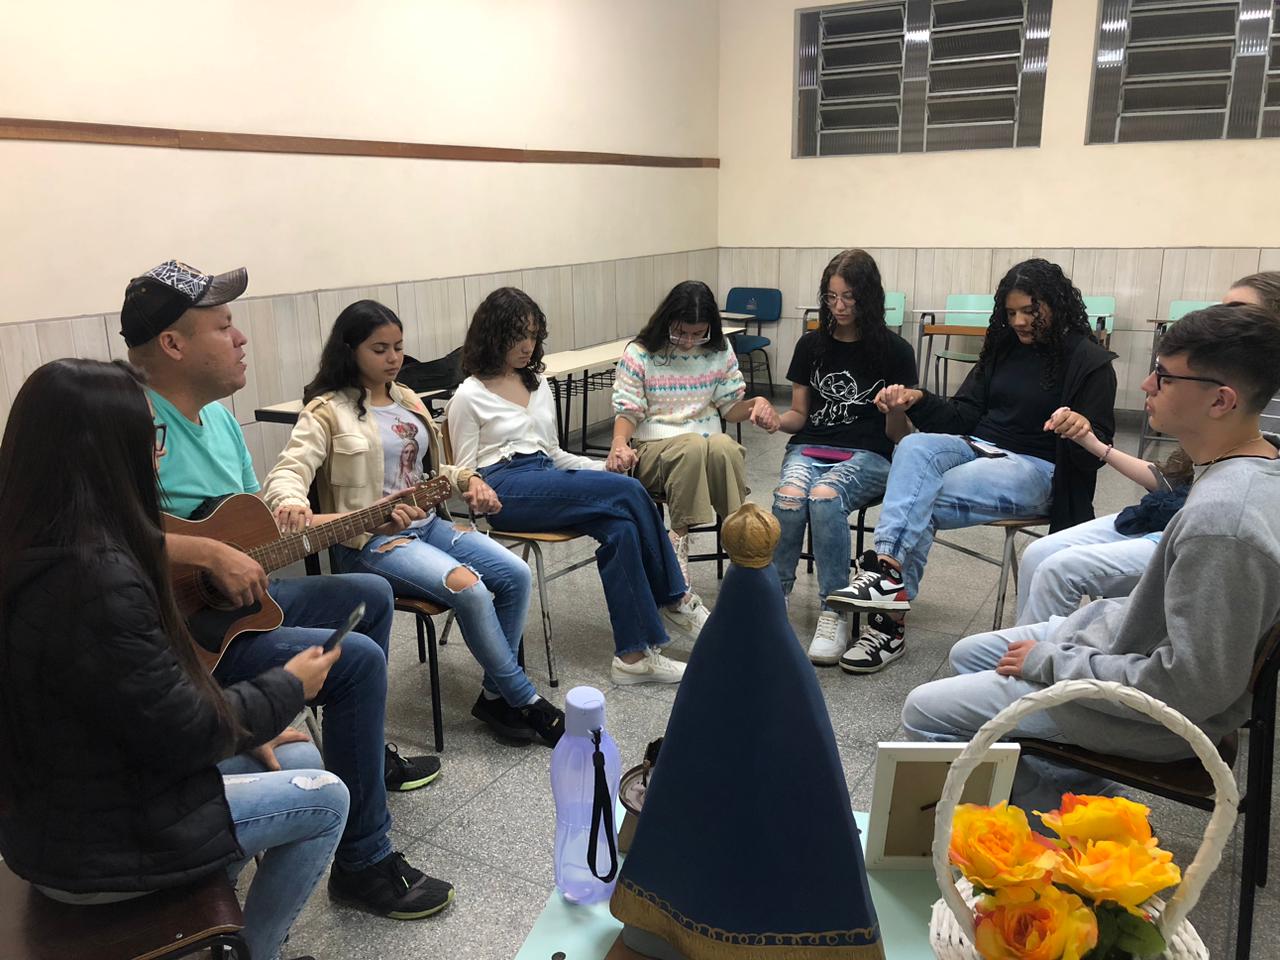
[164, 475, 453, 671]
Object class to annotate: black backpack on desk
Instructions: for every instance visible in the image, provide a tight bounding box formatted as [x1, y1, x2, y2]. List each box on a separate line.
[398, 347, 463, 395]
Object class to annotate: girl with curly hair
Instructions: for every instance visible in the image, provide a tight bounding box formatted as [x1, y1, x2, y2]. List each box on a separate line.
[608, 280, 779, 627]
[447, 287, 691, 685]
[826, 259, 1117, 674]
[1014, 268, 1280, 625]
[769, 250, 918, 665]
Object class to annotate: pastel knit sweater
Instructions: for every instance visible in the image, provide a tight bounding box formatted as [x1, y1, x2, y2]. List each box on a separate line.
[612, 342, 746, 442]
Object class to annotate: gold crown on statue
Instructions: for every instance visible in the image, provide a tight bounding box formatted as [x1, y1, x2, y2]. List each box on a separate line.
[722, 502, 780, 569]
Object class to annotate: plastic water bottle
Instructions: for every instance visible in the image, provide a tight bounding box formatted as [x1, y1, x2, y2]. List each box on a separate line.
[551, 686, 622, 904]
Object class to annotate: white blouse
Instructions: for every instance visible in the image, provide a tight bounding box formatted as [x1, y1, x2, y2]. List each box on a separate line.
[446, 375, 604, 472]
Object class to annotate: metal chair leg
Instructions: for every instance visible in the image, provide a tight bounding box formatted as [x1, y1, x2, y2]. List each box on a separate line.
[992, 527, 1017, 630]
[762, 348, 774, 397]
[305, 705, 323, 752]
[439, 609, 455, 645]
[525, 542, 559, 688]
[417, 614, 444, 752]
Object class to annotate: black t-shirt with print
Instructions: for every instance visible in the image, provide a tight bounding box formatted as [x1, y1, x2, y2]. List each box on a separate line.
[786, 330, 918, 459]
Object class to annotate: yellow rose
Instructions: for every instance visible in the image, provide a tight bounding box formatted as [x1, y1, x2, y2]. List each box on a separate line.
[974, 883, 1098, 960]
[1053, 839, 1182, 915]
[950, 803, 1061, 890]
[1037, 794, 1154, 849]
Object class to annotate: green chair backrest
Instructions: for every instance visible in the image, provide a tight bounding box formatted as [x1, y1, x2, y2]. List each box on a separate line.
[1169, 299, 1218, 323]
[942, 293, 991, 324]
[885, 291, 906, 328]
[1083, 295, 1116, 334]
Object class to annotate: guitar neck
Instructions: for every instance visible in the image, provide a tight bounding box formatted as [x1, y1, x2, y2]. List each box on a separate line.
[248, 484, 438, 574]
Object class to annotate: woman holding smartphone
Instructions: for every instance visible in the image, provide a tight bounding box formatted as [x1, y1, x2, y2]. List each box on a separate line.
[771, 249, 917, 665]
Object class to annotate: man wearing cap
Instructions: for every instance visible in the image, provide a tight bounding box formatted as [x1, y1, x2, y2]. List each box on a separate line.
[124, 260, 455, 921]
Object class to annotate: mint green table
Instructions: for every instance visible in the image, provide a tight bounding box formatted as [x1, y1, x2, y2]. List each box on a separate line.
[516, 811, 940, 960]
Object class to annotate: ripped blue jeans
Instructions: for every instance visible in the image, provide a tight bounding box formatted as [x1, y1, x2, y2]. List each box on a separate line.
[335, 514, 537, 706]
[874, 433, 1054, 599]
[772, 445, 890, 608]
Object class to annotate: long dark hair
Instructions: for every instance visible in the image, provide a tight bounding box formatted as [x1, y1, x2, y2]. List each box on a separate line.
[813, 249, 890, 375]
[304, 299, 404, 419]
[460, 287, 548, 392]
[0, 359, 236, 806]
[978, 259, 1096, 389]
[631, 281, 727, 361]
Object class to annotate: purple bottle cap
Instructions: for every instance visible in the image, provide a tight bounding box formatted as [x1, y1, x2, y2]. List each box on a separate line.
[564, 685, 606, 739]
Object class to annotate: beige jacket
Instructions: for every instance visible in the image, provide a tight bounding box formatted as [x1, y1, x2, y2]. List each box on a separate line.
[262, 383, 475, 550]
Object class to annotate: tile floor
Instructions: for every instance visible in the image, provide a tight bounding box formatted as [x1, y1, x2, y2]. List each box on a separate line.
[274, 415, 1278, 960]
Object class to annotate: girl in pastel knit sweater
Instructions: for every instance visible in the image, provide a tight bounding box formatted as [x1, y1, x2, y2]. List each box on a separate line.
[607, 281, 780, 603]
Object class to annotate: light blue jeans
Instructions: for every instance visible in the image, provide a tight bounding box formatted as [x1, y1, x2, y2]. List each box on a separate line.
[335, 514, 537, 706]
[772, 445, 891, 608]
[902, 621, 1117, 817]
[218, 740, 349, 960]
[1016, 513, 1161, 625]
[874, 433, 1055, 598]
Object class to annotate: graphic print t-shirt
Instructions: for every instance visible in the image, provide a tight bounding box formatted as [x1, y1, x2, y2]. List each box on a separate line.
[786, 330, 918, 460]
[372, 404, 426, 497]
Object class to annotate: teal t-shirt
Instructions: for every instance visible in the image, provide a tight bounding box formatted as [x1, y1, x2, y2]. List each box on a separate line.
[151, 390, 259, 519]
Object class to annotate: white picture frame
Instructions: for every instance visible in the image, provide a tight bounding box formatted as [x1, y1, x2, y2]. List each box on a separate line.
[864, 741, 1021, 870]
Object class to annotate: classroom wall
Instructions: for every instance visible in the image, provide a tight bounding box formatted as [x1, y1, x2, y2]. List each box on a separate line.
[0, 0, 720, 323]
[717, 0, 1280, 249]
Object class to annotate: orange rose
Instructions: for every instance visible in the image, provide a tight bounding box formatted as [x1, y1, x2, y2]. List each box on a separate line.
[1053, 839, 1182, 915]
[974, 883, 1098, 960]
[950, 803, 1061, 891]
[1037, 794, 1154, 849]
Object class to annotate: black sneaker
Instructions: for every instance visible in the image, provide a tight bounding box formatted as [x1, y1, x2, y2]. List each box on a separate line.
[839, 612, 906, 674]
[470, 693, 536, 742]
[384, 743, 441, 792]
[826, 551, 910, 612]
[519, 697, 566, 747]
[329, 850, 455, 920]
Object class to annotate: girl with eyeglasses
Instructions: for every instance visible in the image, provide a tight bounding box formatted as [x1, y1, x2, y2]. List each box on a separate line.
[608, 280, 779, 620]
[1014, 269, 1280, 626]
[447, 287, 691, 686]
[770, 250, 919, 666]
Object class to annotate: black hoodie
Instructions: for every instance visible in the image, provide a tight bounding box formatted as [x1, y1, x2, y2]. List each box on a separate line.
[0, 546, 303, 892]
[906, 332, 1117, 532]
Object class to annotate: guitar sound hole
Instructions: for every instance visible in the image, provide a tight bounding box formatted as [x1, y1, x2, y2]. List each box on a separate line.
[195, 571, 237, 611]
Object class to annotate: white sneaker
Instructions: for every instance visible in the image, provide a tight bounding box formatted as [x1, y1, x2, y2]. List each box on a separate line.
[807, 610, 849, 666]
[611, 647, 687, 685]
[661, 593, 710, 639]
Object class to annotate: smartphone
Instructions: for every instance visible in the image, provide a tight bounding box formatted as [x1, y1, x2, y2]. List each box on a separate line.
[323, 602, 366, 653]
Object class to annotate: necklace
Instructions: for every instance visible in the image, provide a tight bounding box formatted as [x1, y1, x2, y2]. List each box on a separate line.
[1197, 433, 1267, 467]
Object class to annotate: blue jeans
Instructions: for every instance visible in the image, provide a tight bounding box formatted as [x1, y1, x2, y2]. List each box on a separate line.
[772, 445, 890, 608]
[1016, 513, 1160, 625]
[219, 741, 349, 960]
[213, 573, 396, 870]
[874, 433, 1055, 598]
[902, 621, 1117, 817]
[335, 515, 537, 706]
[479, 454, 686, 656]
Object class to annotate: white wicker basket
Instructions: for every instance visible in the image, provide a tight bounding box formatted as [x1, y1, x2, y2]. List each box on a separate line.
[928, 679, 1239, 960]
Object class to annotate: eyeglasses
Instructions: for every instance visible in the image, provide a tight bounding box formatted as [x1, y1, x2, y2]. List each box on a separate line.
[668, 330, 711, 346]
[1151, 363, 1226, 392]
[822, 292, 857, 307]
[154, 422, 167, 454]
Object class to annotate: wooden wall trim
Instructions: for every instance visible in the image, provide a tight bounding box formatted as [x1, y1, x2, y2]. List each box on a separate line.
[0, 117, 720, 168]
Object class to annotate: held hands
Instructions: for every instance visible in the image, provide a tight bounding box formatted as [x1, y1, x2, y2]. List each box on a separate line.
[995, 639, 1036, 678]
[463, 475, 503, 515]
[205, 539, 269, 608]
[606, 444, 639, 474]
[274, 502, 313, 536]
[249, 726, 313, 772]
[874, 384, 921, 414]
[284, 644, 343, 700]
[1043, 406, 1093, 444]
[748, 397, 780, 433]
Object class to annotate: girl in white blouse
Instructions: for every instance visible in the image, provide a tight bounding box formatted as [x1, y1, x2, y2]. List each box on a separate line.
[447, 287, 700, 685]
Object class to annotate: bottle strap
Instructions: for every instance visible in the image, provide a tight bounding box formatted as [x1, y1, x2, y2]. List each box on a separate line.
[587, 728, 618, 883]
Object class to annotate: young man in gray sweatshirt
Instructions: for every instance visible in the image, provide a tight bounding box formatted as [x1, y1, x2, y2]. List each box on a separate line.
[902, 303, 1280, 813]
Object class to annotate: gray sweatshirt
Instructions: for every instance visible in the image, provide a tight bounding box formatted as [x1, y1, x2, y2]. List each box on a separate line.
[1021, 437, 1280, 761]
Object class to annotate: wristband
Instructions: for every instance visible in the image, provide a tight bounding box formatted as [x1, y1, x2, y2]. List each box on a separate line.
[1101, 443, 1113, 464]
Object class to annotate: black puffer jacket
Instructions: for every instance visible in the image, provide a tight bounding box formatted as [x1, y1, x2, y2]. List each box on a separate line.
[908, 332, 1117, 533]
[0, 546, 304, 893]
